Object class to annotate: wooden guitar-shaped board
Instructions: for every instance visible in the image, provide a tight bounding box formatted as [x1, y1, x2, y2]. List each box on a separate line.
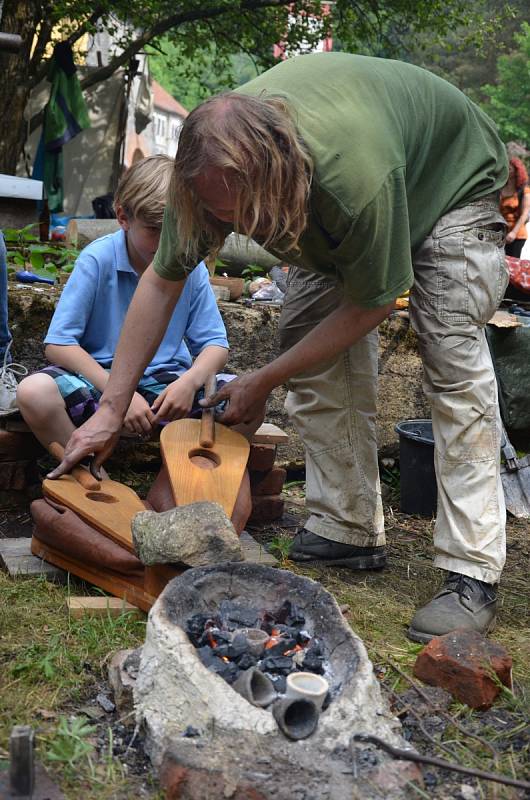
[42, 475, 145, 553]
[160, 419, 250, 517]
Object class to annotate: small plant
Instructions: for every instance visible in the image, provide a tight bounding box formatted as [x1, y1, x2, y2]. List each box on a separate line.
[241, 263, 266, 280]
[4, 223, 80, 280]
[268, 534, 293, 564]
[46, 715, 97, 769]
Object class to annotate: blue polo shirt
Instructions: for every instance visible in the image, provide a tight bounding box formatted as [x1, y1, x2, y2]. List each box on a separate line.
[45, 229, 228, 377]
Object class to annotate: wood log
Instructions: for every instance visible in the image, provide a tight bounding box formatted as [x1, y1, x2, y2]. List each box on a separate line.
[66, 218, 119, 249]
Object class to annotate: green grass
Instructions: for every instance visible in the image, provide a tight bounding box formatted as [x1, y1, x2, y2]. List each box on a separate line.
[0, 573, 149, 798]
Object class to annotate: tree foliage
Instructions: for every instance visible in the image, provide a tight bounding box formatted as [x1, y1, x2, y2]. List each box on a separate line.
[480, 22, 530, 146]
[0, 0, 511, 171]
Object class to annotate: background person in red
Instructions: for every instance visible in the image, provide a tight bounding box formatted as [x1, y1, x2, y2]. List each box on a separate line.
[500, 157, 530, 258]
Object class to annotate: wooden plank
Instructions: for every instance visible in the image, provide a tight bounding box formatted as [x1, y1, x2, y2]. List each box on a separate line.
[31, 535, 157, 612]
[42, 475, 145, 552]
[0, 537, 67, 582]
[161, 419, 249, 518]
[251, 422, 289, 444]
[67, 596, 142, 619]
[240, 531, 277, 566]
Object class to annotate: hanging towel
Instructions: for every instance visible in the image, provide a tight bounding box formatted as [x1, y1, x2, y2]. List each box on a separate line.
[35, 42, 90, 212]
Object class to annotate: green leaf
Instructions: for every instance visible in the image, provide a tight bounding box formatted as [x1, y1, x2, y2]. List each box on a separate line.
[30, 251, 45, 270]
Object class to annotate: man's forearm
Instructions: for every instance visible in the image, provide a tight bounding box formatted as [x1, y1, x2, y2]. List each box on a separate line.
[256, 299, 394, 392]
[100, 265, 185, 416]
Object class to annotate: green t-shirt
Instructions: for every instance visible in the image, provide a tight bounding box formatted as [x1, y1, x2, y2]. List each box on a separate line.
[154, 52, 507, 307]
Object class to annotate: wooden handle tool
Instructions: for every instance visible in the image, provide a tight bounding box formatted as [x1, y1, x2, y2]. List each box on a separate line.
[199, 374, 217, 449]
[48, 442, 101, 491]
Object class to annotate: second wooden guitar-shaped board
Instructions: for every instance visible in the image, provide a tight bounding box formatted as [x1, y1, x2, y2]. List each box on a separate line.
[160, 419, 250, 517]
[42, 475, 145, 553]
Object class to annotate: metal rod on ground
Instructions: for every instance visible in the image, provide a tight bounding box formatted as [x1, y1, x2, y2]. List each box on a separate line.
[9, 725, 35, 796]
[353, 734, 530, 791]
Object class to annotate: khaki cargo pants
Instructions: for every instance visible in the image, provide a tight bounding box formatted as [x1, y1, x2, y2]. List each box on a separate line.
[279, 194, 508, 584]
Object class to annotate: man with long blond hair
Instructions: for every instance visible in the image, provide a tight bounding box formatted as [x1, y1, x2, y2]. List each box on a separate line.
[52, 52, 509, 643]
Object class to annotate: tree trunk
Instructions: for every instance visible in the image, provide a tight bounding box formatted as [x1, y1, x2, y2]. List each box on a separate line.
[0, 0, 42, 174]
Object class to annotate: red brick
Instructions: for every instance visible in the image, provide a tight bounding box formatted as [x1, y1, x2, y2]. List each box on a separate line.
[250, 467, 286, 496]
[0, 429, 44, 461]
[0, 461, 30, 491]
[160, 759, 266, 800]
[248, 443, 276, 472]
[249, 494, 284, 523]
[413, 629, 512, 710]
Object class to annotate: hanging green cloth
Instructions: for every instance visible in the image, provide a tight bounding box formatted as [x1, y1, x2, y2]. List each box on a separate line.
[41, 42, 90, 212]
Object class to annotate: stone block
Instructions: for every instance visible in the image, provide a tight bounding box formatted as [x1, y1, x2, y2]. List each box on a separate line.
[250, 467, 286, 496]
[413, 629, 512, 710]
[249, 494, 285, 523]
[0, 461, 32, 491]
[248, 443, 276, 472]
[108, 648, 141, 718]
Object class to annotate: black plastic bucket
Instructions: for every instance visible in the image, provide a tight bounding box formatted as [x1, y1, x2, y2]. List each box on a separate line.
[395, 419, 437, 517]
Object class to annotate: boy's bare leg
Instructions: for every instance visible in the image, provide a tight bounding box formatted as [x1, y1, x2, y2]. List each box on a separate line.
[17, 373, 76, 449]
[17, 373, 109, 478]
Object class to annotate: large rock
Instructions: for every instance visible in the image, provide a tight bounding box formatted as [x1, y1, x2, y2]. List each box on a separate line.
[131, 502, 243, 566]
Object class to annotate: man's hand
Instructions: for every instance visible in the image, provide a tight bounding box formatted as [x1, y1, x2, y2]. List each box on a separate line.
[123, 391, 155, 435]
[151, 376, 196, 423]
[200, 372, 271, 426]
[47, 405, 124, 480]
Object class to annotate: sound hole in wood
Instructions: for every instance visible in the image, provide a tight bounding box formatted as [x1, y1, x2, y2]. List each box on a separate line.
[85, 491, 119, 504]
[189, 448, 221, 470]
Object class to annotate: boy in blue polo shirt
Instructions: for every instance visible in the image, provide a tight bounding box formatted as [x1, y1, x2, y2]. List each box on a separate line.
[17, 155, 230, 453]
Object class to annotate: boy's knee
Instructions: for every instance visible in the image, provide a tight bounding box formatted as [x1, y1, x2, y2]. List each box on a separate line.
[17, 373, 61, 414]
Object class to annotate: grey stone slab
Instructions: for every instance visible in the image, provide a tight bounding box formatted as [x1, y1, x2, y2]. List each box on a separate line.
[240, 531, 277, 566]
[0, 762, 65, 799]
[0, 537, 67, 582]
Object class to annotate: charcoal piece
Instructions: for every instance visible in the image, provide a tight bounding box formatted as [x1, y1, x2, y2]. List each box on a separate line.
[273, 600, 305, 628]
[186, 614, 220, 646]
[219, 601, 260, 630]
[182, 725, 200, 738]
[210, 658, 240, 684]
[197, 628, 231, 648]
[197, 645, 216, 668]
[260, 655, 293, 675]
[296, 630, 311, 646]
[236, 651, 258, 670]
[229, 633, 249, 658]
[264, 637, 298, 658]
[260, 610, 276, 633]
[268, 673, 287, 694]
[301, 640, 325, 675]
[210, 643, 228, 658]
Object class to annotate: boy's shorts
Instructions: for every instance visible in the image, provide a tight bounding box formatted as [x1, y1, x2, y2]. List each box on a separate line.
[40, 366, 235, 428]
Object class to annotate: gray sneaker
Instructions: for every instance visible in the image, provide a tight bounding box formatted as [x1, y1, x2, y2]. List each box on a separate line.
[0, 343, 27, 416]
[407, 572, 497, 644]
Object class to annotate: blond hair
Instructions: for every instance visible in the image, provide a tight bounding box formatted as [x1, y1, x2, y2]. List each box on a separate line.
[114, 155, 173, 228]
[170, 92, 313, 261]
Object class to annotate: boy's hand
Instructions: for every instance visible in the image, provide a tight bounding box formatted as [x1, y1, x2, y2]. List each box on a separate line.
[151, 377, 196, 423]
[124, 391, 155, 436]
